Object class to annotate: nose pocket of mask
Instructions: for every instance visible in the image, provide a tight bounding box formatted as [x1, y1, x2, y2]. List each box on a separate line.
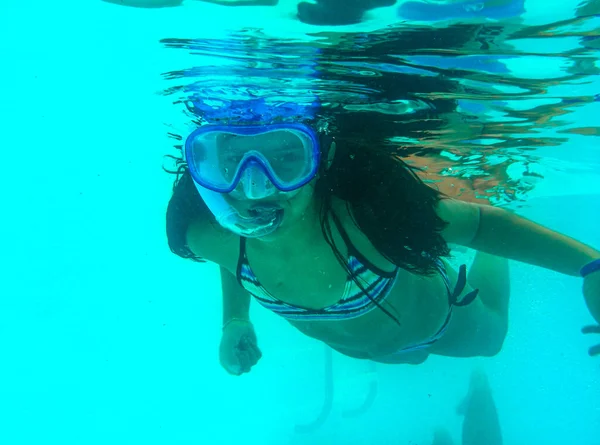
[241, 165, 275, 200]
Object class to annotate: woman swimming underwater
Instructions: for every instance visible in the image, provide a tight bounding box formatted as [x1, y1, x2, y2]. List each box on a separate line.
[166, 98, 600, 375]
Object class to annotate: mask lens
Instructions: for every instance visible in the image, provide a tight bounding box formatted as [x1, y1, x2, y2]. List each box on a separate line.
[185, 124, 319, 193]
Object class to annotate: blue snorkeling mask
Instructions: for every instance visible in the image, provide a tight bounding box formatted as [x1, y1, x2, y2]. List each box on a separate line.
[185, 122, 321, 237]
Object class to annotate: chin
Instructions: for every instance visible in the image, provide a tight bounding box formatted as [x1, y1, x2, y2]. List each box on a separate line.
[255, 212, 295, 241]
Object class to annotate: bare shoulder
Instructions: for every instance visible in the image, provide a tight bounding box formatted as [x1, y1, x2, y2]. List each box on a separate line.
[436, 197, 482, 246]
[186, 217, 240, 273]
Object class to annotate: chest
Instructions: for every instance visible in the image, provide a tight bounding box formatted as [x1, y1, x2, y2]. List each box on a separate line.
[245, 238, 350, 309]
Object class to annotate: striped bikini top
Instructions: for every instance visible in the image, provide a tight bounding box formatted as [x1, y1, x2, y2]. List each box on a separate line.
[236, 213, 400, 321]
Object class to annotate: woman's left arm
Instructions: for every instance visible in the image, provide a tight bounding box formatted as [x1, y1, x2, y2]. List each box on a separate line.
[437, 198, 600, 327]
[437, 198, 599, 276]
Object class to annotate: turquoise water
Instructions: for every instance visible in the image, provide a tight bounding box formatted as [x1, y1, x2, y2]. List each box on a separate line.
[1, 0, 599, 444]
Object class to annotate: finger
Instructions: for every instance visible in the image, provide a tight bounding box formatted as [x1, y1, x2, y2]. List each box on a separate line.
[246, 349, 260, 367]
[582, 325, 600, 334]
[223, 361, 243, 376]
[237, 336, 261, 367]
[237, 339, 260, 367]
[237, 349, 252, 373]
[243, 335, 263, 360]
[251, 345, 263, 362]
[589, 344, 600, 356]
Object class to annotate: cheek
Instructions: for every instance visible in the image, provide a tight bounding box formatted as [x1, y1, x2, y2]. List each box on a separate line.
[288, 186, 315, 214]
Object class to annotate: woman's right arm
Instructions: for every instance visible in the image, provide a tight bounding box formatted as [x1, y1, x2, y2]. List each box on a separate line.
[186, 220, 262, 374]
[219, 266, 262, 375]
[220, 266, 251, 326]
[186, 219, 250, 324]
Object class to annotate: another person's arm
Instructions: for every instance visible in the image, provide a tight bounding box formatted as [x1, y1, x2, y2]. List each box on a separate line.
[101, 0, 184, 8]
[101, 0, 278, 6]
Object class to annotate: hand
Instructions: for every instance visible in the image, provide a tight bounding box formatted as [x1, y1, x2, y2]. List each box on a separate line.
[583, 270, 600, 326]
[582, 325, 600, 356]
[219, 319, 262, 375]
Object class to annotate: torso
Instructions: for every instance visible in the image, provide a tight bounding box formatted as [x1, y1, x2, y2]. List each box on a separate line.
[188, 199, 455, 360]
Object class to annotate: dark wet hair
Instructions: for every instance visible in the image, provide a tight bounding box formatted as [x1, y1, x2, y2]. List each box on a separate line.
[165, 114, 450, 274]
[165, 164, 211, 263]
[317, 135, 449, 277]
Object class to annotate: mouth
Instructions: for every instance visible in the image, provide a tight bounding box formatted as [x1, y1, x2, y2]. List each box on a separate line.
[241, 205, 284, 237]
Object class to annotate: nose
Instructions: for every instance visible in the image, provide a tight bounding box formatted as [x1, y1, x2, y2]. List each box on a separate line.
[241, 165, 276, 200]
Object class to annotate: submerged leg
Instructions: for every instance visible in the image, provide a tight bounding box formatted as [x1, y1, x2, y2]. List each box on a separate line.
[432, 428, 455, 445]
[430, 252, 510, 357]
[458, 367, 503, 445]
[468, 251, 510, 323]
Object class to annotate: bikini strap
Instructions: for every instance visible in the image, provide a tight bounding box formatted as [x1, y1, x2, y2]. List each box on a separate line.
[329, 211, 398, 278]
[451, 264, 479, 307]
[236, 236, 248, 284]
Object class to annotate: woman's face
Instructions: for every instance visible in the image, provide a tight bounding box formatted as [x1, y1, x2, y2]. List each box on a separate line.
[202, 136, 331, 239]
[219, 139, 335, 238]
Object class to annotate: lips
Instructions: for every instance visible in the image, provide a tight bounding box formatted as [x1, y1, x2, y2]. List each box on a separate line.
[248, 204, 282, 216]
[241, 205, 284, 237]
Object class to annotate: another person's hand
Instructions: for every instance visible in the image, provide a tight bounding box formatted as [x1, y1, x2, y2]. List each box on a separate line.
[581, 325, 600, 356]
[219, 318, 262, 375]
